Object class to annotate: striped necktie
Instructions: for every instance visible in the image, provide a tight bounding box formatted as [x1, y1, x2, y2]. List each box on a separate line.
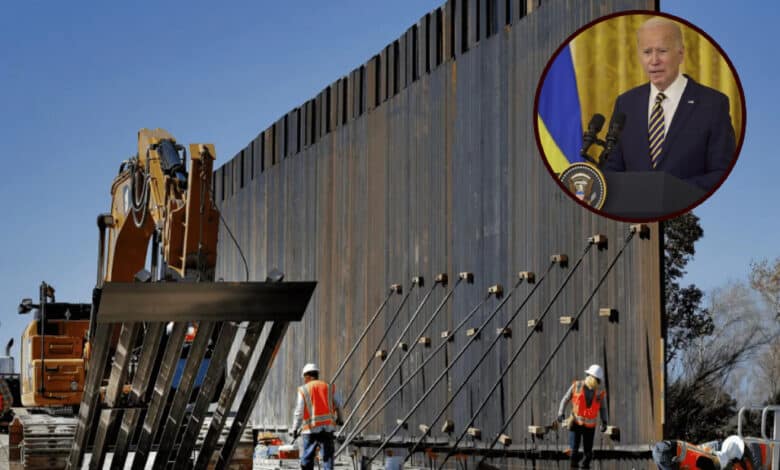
[649, 92, 666, 167]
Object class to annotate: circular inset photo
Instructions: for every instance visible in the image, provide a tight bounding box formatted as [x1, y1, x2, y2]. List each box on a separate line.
[534, 11, 745, 222]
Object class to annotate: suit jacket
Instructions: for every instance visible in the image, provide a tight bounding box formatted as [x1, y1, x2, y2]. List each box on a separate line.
[602, 76, 736, 191]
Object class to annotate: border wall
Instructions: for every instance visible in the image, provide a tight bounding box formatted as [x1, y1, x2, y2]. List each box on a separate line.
[214, 0, 660, 467]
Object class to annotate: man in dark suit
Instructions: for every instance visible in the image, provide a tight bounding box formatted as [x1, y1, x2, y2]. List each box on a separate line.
[602, 17, 736, 192]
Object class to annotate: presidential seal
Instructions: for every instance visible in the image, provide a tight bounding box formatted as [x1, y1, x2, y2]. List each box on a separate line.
[559, 163, 607, 209]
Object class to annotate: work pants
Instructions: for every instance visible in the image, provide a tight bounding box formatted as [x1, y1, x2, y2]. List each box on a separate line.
[301, 431, 335, 470]
[569, 423, 595, 468]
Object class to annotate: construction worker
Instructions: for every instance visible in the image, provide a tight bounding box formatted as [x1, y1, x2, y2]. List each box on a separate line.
[652, 435, 758, 469]
[557, 364, 609, 469]
[289, 363, 343, 470]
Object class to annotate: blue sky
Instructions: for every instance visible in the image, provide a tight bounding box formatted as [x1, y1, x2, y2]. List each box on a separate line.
[0, 1, 777, 370]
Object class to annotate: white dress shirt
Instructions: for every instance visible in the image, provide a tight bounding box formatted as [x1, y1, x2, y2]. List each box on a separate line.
[647, 73, 688, 130]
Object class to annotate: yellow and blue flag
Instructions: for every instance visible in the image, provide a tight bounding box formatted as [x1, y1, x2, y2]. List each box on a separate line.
[538, 45, 584, 174]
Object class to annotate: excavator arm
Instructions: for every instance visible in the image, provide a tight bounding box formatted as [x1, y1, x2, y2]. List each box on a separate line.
[18, 128, 316, 469]
[105, 128, 218, 282]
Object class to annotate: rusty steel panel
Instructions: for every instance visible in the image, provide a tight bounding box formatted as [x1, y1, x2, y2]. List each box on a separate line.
[467, 0, 478, 49]
[480, 0, 490, 40]
[315, 92, 323, 141]
[263, 125, 274, 168]
[418, 15, 430, 76]
[347, 72, 357, 122]
[405, 26, 415, 85]
[455, 0, 466, 57]
[327, 83, 337, 133]
[429, 10, 441, 70]
[444, 1, 455, 61]
[258, 132, 265, 176]
[215, 0, 659, 468]
[379, 47, 388, 104]
[275, 117, 284, 161]
[497, 0, 509, 29]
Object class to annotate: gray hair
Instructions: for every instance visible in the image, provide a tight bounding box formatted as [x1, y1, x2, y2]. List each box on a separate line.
[637, 17, 684, 50]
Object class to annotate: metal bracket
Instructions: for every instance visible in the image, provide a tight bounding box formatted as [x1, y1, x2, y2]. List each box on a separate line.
[551, 254, 568, 267]
[518, 271, 535, 283]
[588, 234, 608, 249]
[488, 284, 503, 297]
[630, 224, 651, 239]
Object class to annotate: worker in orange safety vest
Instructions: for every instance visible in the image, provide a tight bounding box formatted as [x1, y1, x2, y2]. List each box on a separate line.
[652, 435, 762, 469]
[557, 364, 610, 469]
[289, 363, 343, 470]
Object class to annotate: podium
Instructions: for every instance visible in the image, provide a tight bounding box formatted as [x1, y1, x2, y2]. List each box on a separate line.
[601, 172, 706, 219]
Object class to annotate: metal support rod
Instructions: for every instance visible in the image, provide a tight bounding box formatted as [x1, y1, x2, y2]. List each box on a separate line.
[88, 322, 143, 469]
[394, 247, 591, 464]
[108, 239, 164, 470]
[342, 278, 420, 408]
[68, 215, 114, 470]
[337, 287, 494, 456]
[107, 323, 167, 470]
[361, 265, 552, 463]
[151, 321, 219, 469]
[331, 284, 401, 385]
[130, 322, 188, 470]
[172, 321, 239, 468]
[214, 321, 291, 470]
[340, 274, 466, 438]
[190, 321, 266, 468]
[341, 275, 445, 433]
[66, 322, 114, 470]
[473, 231, 636, 469]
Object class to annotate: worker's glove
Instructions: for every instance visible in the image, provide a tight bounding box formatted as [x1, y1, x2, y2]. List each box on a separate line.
[600, 422, 607, 433]
[557, 414, 565, 423]
[289, 429, 300, 439]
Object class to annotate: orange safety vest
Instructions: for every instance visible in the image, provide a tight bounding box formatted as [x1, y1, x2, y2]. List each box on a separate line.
[571, 380, 605, 428]
[674, 441, 720, 469]
[299, 380, 336, 433]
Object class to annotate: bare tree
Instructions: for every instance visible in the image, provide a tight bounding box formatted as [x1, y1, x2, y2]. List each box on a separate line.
[750, 257, 780, 319]
[758, 341, 780, 400]
[666, 282, 779, 440]
[748, 258, 780, 401]
[685, 283, 773, 392]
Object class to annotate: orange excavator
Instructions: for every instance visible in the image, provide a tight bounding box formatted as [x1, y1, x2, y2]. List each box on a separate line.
[15, 129, 314, 469]
[17, 129, 219, 412]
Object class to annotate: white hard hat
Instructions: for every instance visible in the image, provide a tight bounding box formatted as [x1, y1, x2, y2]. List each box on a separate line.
[302, 363, 320, 377]
[715, 435, 745, 464]
[584, 364, 605, 382]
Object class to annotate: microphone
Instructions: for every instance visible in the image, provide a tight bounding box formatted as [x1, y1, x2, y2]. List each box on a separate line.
[579, 113, 606, 163]
[598, 112, 626, 165]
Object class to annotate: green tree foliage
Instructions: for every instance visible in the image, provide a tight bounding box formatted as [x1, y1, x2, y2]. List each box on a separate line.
[664, 213, 713, 364]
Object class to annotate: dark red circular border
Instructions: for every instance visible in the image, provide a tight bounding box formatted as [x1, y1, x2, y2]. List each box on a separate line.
[532, 9, 747, 223]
